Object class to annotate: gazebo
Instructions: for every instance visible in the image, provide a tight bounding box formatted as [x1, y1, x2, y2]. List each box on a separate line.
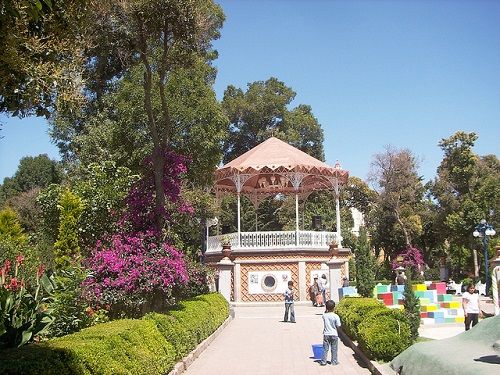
[204, 137, 352, 303]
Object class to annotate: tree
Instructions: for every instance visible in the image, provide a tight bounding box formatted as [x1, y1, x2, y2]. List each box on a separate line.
[355, 227, 376, 297]
[53, 189, 84, 268]
[430, 131, 499, 279]
[221, 77, 324, 162]
[369, 146, 425, 262]
[0, 208, 27, 246]
[50, 0, 226, 234]
[0, 0, 89, 117]
[402, 270, 420, 342]
[0, 154, 62, 206]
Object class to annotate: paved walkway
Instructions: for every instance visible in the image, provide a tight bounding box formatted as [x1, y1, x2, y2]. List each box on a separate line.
[183, 304, 371, 375]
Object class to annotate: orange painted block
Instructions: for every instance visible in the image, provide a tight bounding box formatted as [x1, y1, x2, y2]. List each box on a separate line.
[420, 312, 428, 318]
[440, 301, 461, 308]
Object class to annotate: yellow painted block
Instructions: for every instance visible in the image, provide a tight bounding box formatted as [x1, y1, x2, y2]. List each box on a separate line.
[455, 316, 465, 323]
[419, 298, 431, 305]
[412, 284, 427, 291]
[441, 301, 461, 308]
[421, 304, 437, 312]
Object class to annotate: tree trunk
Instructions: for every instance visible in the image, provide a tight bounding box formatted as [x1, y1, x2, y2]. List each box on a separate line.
[473, 248, 479, 278]
[395, 207, 411, 247]
[137, 15, 166, 233]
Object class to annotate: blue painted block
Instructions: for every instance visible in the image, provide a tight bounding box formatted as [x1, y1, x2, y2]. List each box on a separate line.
[428, 311, 444, 319]
[339, 286, 357, 299]
[434, 317, 445, 324]
[390, 285, 405, 292]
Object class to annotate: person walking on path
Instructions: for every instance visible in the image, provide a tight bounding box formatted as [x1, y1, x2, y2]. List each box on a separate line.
[320, 274, 328, 303]
[462, 283, 482, 330]
[320, 300, 341, 366]
[283, 280, 296, 323]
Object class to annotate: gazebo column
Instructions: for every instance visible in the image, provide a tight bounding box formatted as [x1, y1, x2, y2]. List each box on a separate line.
[329, 165, 343, 248]
[286, 172, 306, 246]
[237, 191, 241, 247]
[335, 188, 342, 247]
[295, 193, 299, 245]
[231, 174, 251, 248]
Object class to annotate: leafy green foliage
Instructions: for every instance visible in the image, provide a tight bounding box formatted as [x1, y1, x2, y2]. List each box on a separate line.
[0, 207, 27, 246]
[337, 297, 412, 361]
[430, 131, 499, 279]
[0, 0, 89, 117]
[48, 266, 108, 338]
[336, 297, 384, 340]
[0, 293, 229, 374]
[355, 227, 376, 297]
[72, 162, 138, 250]
[357, 314, 412, 361]
[0, 258, 55, 348]
[222, 77, 324, 163]
[53, 189, 84, 268]
[369, 146, 425, 261]
[402, 271, 420, 341]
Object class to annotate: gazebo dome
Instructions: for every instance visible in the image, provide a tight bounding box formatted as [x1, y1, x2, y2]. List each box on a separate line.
[214, 137, 348, 195]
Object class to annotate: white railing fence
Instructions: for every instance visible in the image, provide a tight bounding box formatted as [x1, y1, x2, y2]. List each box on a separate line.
[206, 231, 339, 253]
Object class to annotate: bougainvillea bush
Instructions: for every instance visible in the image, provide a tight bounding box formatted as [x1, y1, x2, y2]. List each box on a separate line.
[82, 150, 200, 317]
[391, 246, 425, 277]
[83, 231, 188, 317]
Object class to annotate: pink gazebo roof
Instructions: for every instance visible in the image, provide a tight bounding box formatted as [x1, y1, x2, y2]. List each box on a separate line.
[215, 137, 348, 195]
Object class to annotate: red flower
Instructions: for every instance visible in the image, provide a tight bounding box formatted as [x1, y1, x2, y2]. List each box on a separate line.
[37, 265, 46, 279]
[8, 278, 20, 291]
[16, 255, 24, 266]
[3, 259, 11, 275]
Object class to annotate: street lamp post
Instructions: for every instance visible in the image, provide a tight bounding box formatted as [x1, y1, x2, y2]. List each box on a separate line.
[473, 219, 496, 296]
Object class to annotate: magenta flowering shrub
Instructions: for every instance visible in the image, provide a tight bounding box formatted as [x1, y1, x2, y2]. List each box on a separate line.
[83, 231, 188, 315]
[391, 246, 425, 273]
[121, 150, 193, 233]
[83, 150, 195, 317]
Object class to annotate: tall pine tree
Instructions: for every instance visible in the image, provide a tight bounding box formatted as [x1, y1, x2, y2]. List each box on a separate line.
[355, 227, 376, 297]
[403, 268, 420, 342]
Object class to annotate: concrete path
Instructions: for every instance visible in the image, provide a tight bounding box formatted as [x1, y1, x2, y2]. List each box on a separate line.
[183, 304, 371, 375]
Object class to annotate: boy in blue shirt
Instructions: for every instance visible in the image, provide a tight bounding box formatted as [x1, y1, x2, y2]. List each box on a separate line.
[283, 280, 296, 323]
[320, 299, 341, 365]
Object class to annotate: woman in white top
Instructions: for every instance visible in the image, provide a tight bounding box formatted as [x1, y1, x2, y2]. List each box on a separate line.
[462, 283, 482, 331]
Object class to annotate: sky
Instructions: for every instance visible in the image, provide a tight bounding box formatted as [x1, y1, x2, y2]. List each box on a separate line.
[1, 0, 499, 184]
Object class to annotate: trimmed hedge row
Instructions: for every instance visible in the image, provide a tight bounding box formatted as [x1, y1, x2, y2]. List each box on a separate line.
[337, 297, 412, 361]
[0, 293, 229, 375]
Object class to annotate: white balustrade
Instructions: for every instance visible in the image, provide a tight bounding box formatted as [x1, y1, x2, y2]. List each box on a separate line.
[206, 231, 339, 253]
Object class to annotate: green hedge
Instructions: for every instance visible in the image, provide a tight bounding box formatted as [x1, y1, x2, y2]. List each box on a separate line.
[357, 309, 412, 361]
[0, 293, 229, 375]
[336, 297, 384, 340]
[336, 297, 412, 361]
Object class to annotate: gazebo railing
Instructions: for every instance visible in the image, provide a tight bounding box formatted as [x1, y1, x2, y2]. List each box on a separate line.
[206, 231, 339, 252]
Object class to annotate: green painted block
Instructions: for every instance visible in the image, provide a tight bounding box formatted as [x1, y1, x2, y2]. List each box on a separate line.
[376, 284, 390, 293]
[437, 294, 452, 302]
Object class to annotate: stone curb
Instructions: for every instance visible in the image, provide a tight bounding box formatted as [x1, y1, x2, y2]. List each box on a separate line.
[338, 329, 387, 375]
[167, 312, 234, 375]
